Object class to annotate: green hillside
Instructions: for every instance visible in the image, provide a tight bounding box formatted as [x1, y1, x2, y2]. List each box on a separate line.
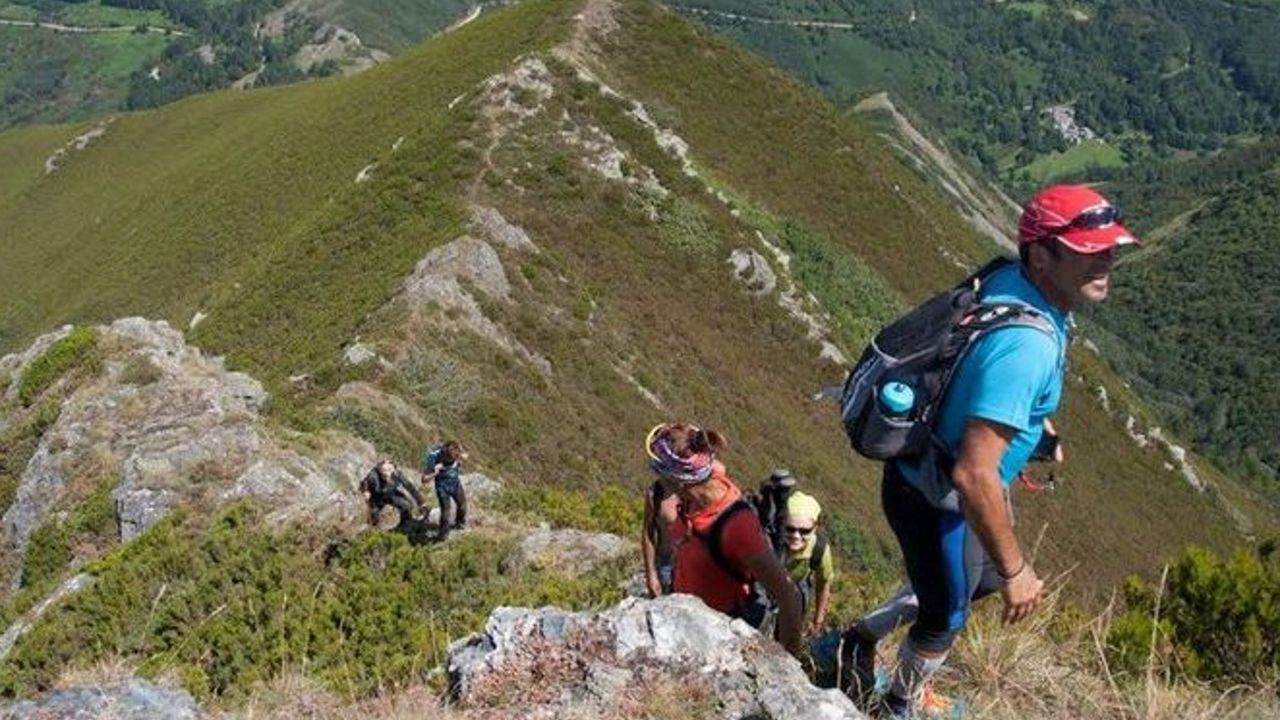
[0, 0, 1267, 602]
[0, 0, 1276, 706]
[1087, 145, 1280, 491]
[675, 0, 1280, 192]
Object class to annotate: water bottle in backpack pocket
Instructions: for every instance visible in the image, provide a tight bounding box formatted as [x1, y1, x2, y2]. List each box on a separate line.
[840, 257, 1058, 463]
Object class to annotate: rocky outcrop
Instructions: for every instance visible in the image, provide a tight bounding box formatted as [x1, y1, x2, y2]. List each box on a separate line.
[728, 248, 778, 296]
[501, 526, 632, 578]
[400, 234, 551, 375]
[1, 319, 375, 586]
[447, 595, 863, 719]
[0, 678, 200, 719]
[470, 205, 539, 254]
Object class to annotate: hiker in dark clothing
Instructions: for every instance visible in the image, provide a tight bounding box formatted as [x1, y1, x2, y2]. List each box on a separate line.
[423, 440, 468, 541]
[360, 459, 424, 528]
[755, 468, 798, 553]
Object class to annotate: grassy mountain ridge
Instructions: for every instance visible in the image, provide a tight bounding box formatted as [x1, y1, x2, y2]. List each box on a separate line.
[0, 0, 1267, 599]
[0, 0, 1276, 705]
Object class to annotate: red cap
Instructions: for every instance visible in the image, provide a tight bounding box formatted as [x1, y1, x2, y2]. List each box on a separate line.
[1017, 184, 1139, 253]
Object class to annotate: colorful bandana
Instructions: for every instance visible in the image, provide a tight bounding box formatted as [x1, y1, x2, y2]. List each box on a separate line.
[645, 423, 715, 485]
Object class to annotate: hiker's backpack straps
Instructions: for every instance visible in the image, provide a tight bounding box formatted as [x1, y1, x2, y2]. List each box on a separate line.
[808, 532, 828, 581]
[839, 255, 1057, 462]
[646, 480, 667, 537]
[694, 499, 756, 585]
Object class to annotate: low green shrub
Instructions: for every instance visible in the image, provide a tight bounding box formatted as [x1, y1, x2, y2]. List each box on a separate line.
[492, 485, 643, 538]
[0, 399, 61, 519]
[117, 355, 162, 386]
[16, 327, 100, 407]
[656, 196, 719, 255]
[19, 475, 120, 589]
[1108, 544, 1280, 684]
[0, 501, 625, 703]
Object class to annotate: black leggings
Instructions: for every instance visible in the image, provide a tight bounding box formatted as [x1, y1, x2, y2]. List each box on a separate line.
[435, 481, 467, 540]
[882, 464, 1001, 653]
[370, 491, 419, 527]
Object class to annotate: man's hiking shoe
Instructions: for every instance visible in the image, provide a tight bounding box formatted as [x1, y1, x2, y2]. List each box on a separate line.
[873, 692, 912, 719]
[919, 684, 963, 719]
[840, 635, 881, 706]
[873, 685, 965, 720]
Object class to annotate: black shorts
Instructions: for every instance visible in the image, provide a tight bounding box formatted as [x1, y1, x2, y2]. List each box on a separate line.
[882, 463, 1001, 653]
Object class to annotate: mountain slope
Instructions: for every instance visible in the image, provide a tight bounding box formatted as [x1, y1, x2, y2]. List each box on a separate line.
[0, 0, 1268, 595]
[0, 0, 1276, 704]
[1092, 151, 1280, 489]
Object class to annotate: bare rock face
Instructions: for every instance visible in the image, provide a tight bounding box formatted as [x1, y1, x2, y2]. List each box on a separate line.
[1, 318, 375, 586]
[447, 595, 863, 719]
[0, 678, 201, 719]
[727, 248, 777, 296]
[501, 527, 632, 578]
[470, 206, 539, 254]
[400, 236, 552, 374]
[406, 236, 512, 303]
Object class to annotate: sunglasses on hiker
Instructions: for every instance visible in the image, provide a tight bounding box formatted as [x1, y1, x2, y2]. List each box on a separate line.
[784, 525, 815, 536]
[1061, 204, 1122, 231]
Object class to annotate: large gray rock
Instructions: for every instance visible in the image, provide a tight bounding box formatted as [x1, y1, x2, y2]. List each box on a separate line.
[447, 595, 863, 719]
[727, 248, 777, 297]
[1, 318, 375, 588]
[0, 678, 201, 719]
[399, 237, 551, 375]
[501, 526, 631, 578]
[470, 206, 539, 254]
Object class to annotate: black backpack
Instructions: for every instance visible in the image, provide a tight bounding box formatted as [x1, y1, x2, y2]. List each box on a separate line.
[840, 258, 1058, 461]
[692, 499, 769, 626]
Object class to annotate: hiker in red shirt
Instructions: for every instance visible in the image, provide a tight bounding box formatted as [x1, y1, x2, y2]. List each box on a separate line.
[645, 422, 802, 657]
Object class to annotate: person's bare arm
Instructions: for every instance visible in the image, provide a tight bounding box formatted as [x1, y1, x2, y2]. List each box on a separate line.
[951, 419, 1044, 624]
[811, 577, 832, 633]
[641, 491, 662, 598]
[743, 551, 802, 656]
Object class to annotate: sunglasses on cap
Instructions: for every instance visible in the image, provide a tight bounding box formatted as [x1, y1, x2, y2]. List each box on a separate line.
[784, 525, 815, 536]
[1060, 204, 1122, 231]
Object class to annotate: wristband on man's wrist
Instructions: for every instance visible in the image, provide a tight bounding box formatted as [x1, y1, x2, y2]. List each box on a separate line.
[999, 561, 1027, 581]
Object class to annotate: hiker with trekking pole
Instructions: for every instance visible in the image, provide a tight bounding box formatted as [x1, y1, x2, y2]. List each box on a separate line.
[835, 184, 1137, 717]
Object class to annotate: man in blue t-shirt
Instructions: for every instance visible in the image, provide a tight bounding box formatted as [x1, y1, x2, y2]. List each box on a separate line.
[843, 184, 1138, 717]
[422, 440, 468, 541]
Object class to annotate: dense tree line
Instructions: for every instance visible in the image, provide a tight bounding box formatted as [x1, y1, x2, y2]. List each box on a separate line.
[1089, 152, 1280, 489]
[124, 7, 327, 110]
[694, 0, 1280, 187]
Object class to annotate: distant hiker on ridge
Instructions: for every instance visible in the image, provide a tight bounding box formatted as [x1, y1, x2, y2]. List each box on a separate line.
[359, 459, 424, 529]
[838, 184, 1137, 717]
[644, 422, 803, 657]
[423, 440, 468, 541]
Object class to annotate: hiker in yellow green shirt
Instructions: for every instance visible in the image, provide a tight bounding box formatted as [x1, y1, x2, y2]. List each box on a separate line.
[781, 491, 835, 636]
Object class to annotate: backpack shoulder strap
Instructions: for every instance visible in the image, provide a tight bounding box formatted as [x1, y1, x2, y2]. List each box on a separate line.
[960, 256, 1015, 292]
[808, 533, 828, 578]
[695, 499, 755, 584]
